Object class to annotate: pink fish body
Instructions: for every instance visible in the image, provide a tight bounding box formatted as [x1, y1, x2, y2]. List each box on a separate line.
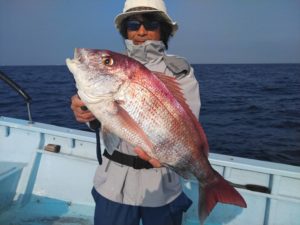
[66, 48, 246, 224]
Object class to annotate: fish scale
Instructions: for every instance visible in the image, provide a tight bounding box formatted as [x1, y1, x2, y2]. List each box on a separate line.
[124, 86, 175, 158]
[124, 82, 192, 162]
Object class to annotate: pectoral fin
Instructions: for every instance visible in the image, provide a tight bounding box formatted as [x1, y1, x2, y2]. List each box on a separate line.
[108, 102, 154, 153]
[118, 105, 153, 151]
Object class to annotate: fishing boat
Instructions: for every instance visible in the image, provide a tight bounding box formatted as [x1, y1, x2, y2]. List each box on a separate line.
[1, 71, 300, 225]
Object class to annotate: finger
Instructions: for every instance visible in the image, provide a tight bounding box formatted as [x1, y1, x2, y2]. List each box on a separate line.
[71, 94, 86, 109]
[72, 97, 93, 115]
[71, 94, 96, 123]
[76, 114, 96, 123]
[134, 147, 162, 168]
[134, 147, 151, 161]
[148, 158, 162, 168]
[74, 110, 96, 122]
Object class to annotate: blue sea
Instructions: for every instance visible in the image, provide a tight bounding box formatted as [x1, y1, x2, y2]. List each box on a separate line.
[0, 64, 299, 166]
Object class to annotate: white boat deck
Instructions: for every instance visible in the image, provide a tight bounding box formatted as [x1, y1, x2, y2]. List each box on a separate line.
[0, 116, 300, 225]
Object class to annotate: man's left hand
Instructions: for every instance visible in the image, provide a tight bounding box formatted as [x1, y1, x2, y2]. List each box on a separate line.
[134, 147, 162, 168]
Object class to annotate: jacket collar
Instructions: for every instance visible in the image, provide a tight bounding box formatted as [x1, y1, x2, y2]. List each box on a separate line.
[125, 39, 166, 65]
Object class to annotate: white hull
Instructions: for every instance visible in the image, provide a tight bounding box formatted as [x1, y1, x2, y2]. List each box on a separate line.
[0, 116, 299, 225]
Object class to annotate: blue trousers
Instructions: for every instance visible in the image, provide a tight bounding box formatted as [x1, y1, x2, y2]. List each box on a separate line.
[91, 188, 192, 225]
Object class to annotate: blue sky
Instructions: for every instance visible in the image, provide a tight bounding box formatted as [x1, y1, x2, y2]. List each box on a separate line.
[0, 0, 299, 65]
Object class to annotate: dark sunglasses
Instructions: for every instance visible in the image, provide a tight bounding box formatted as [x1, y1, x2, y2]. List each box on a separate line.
[126, 20, 160, 31]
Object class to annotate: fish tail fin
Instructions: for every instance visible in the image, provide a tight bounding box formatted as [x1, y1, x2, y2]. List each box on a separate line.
[198, 172, 247, 224]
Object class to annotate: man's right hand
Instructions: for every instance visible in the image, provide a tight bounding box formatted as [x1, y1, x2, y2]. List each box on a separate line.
[71, 94, 96, 123]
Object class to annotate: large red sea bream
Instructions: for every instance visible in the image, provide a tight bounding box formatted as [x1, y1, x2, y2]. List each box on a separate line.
[66, 48, 246, 224]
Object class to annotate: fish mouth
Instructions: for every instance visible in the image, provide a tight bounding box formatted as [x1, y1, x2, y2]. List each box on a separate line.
[66, 58, 73, 66]
[74, 48, 80, 60]
[74, 48, 84, 62]
[66, 48, 83, 75]
[66, 58, 77, 76]
[65, 48, 82, 66]
[66, 49, 86, 72]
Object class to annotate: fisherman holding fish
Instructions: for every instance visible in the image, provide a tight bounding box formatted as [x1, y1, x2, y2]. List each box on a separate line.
[69, 0, 246, 225]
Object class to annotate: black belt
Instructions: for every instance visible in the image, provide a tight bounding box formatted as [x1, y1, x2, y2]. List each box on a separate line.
[103, 150, 154, 169]
[88, 118, 153, 169]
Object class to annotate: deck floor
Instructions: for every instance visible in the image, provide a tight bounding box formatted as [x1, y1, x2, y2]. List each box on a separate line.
[0, 194, 244, 225]
[0, 195, 94, 225]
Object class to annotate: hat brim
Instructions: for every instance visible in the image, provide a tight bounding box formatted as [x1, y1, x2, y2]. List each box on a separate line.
[114, 10, 178, 35]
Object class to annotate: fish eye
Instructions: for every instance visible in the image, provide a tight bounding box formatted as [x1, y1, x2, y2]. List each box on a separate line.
[102, 56, 114, 66]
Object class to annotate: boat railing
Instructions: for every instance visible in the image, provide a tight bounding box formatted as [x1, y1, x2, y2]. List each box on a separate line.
[0, 70, 33, 123]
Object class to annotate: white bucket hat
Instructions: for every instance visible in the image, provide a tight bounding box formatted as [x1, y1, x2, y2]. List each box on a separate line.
[114, 0, 178, 35]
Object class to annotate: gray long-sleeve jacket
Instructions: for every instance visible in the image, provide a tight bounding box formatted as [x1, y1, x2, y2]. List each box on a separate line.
[93, 40, 201, 207]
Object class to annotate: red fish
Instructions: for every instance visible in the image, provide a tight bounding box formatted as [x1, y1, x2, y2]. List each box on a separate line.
[66, 48, 246, 224]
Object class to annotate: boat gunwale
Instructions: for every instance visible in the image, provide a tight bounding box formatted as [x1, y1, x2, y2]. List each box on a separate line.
[1, 116, 300, 179]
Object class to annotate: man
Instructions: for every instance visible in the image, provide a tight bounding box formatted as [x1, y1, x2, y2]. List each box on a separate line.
[71, 0, 201, 224]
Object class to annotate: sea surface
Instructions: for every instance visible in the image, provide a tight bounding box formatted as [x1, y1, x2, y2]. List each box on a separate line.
[0, 64, 299, 166]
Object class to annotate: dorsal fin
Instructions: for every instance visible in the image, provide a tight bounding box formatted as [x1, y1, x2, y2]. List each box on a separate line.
[153, 71, 209, 157]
